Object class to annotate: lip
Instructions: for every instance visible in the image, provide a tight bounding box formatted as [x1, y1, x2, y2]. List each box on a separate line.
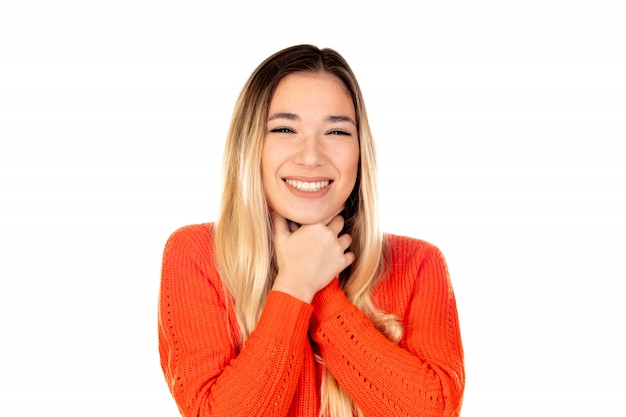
[282, 176, 333, 182]
[282, 176, 334, 198]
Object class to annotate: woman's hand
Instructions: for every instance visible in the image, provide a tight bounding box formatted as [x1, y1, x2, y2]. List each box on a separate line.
[271, 208, 354, 303]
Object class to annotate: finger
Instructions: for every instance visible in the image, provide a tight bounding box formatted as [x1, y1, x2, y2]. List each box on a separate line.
[337, 233, 353, 251]
[343, 251, 355, 268]
[327, 215, 345, 236]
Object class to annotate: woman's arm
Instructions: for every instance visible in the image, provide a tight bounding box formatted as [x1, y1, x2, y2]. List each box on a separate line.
[158, 225, 313, 417]
[310, 243, 465, 417]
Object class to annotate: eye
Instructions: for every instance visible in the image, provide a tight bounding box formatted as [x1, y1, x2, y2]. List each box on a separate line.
[269, 127, 295, 134]
[327, 130, 351, 136]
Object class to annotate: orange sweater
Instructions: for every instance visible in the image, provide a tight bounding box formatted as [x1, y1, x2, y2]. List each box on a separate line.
[159, 223, 464, 417]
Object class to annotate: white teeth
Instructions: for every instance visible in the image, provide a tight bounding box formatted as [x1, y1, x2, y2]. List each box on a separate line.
[285, 179, 330, 192]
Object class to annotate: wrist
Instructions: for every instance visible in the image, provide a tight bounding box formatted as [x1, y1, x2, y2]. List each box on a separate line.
[272, 275, 315, 304]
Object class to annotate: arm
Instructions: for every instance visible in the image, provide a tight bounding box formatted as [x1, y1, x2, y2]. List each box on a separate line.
[310, 244, 465, 417]
[158, 225, 313, 417]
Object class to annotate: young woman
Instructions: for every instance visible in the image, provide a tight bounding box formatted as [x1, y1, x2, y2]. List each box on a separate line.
[158, 44, 465, 417]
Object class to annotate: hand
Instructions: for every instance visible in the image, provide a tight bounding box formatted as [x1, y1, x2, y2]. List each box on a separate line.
[271, 208, 355, 303]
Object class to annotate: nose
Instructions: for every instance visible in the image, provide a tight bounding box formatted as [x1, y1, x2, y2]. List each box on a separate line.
[294, 135, 324, 168]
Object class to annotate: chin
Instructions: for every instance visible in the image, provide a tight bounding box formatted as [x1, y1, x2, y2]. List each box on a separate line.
[286, 216, 322, 226]
[278, 202, 348, 226]
[290, 209, 348, 226]
[284, 211, 330, 226]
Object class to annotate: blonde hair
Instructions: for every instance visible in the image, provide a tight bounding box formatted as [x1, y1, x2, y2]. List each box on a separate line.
[215, 44, 402, 417]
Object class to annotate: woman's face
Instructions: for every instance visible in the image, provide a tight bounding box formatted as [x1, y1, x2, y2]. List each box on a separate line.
[261, 71, 360, 225]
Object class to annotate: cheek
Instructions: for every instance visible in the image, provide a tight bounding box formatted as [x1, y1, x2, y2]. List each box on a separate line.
[260, 150, 272, 198]
[261, 140, 289, 172]
[344, 144, 360, 182]
[260, 144, 277, 180]
[260, 141, 288, 198]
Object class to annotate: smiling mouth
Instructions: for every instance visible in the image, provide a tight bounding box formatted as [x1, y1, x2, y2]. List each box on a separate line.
[284, 179, 331, 192]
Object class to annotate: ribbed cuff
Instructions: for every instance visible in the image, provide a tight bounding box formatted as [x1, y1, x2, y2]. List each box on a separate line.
[311, 278, 352, 323]
[257, 290, 314, 339]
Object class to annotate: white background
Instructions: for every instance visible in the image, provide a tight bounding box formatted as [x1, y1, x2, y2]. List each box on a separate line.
[1, 1, 624, 416]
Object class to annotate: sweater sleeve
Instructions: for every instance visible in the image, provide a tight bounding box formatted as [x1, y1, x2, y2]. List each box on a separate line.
[158, 225, 314, 417]
[310, 243, 464, 417]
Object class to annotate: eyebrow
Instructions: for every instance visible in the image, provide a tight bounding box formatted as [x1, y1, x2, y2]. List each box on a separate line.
[267, 112, 300, 121]
[267, 112, 356, 126]
[326, 115, 356, 126]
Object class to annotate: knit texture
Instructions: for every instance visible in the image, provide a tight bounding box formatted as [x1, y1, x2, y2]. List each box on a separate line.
[159, 223, 464, 417]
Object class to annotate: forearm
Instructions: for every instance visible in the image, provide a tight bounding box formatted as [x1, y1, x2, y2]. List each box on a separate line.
[163, 290, 313, 417]
[159, 226, 314, 417]
[311, 281, 464, 417]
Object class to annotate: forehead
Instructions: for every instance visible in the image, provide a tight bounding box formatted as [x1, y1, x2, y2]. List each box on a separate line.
[269, 72, 355, 116]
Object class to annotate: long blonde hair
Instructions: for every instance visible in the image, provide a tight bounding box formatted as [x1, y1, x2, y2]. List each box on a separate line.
[215, 44, 402, 417]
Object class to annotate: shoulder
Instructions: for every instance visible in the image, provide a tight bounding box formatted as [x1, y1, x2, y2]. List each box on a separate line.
[383, 232, 446, 266]
[165, 223, 214, 246]
[167, 222, 214, 241]
[381, 233, 450, 292]
[163, 223, 216, 262]
[161, 223, 224, 294]
[372, 233, 449, 317]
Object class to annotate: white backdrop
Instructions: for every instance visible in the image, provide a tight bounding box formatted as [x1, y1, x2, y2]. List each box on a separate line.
[1, 1, 624, 416]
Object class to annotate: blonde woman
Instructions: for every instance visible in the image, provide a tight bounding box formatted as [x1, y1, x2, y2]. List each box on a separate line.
[158, 44, 465, 417]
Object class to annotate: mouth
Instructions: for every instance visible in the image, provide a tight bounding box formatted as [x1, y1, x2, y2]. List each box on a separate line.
[284, 178, 332, 192]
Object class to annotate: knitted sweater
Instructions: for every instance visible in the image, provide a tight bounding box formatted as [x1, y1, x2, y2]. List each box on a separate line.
[158, 223, 464, 417]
